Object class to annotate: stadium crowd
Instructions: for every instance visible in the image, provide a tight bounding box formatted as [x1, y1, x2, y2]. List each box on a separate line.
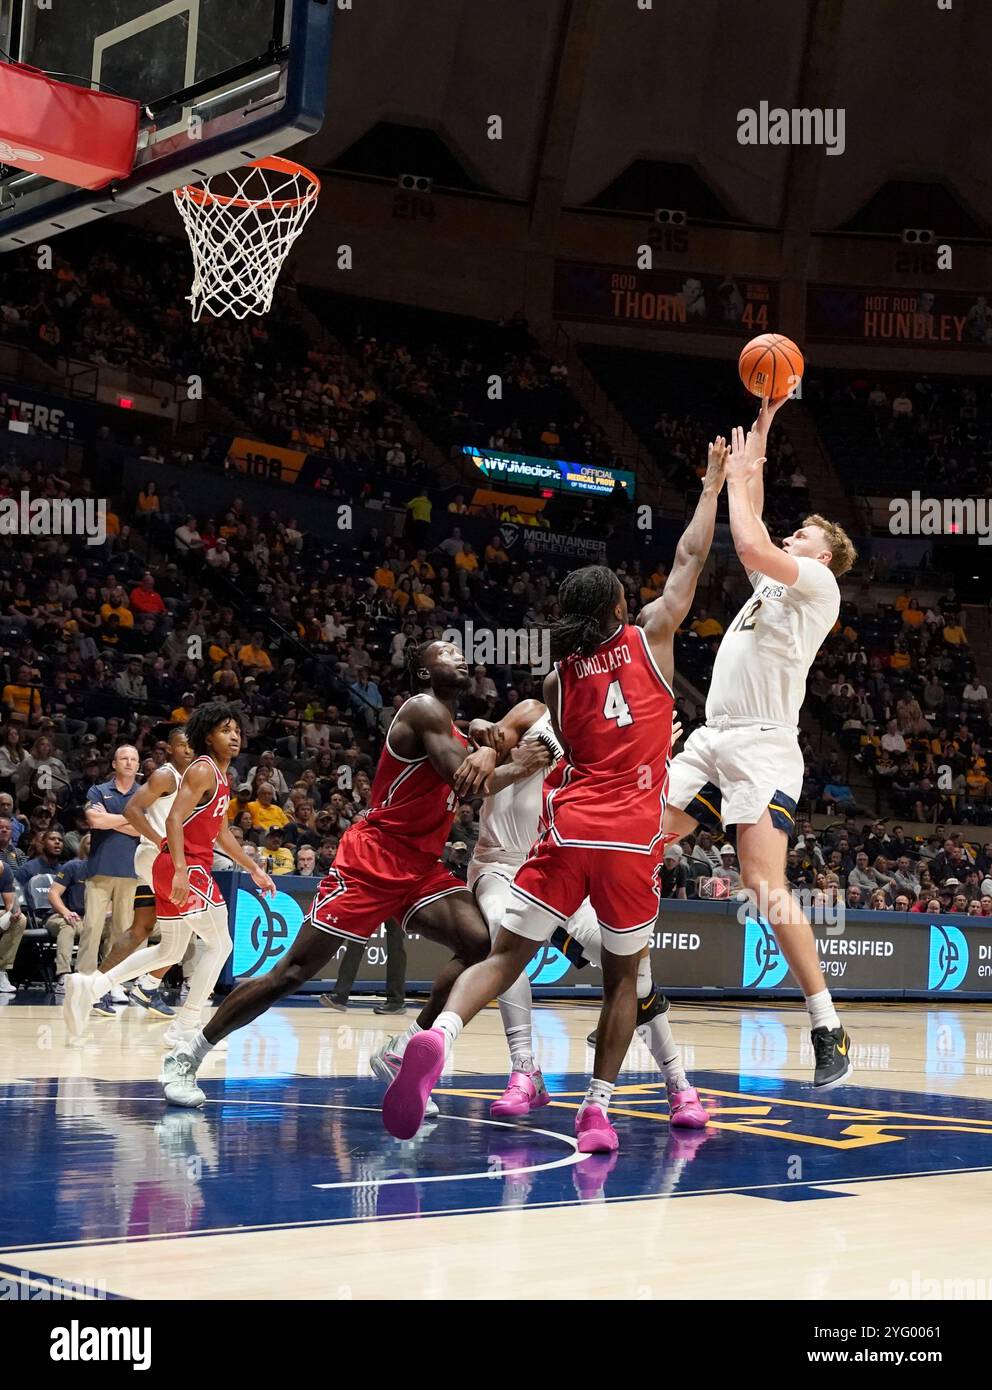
[1, 231, 992, 992]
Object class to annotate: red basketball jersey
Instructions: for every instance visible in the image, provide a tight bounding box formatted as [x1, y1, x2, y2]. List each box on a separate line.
[364, 708, 467, 859]
[546, 623, 674, 852]
[177, 755, 230, 867]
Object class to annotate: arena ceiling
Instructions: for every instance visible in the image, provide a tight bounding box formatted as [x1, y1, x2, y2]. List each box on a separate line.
[303, 0, 992, 235]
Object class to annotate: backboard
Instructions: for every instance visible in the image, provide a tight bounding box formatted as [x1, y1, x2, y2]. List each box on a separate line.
[0, 0, 331, 252]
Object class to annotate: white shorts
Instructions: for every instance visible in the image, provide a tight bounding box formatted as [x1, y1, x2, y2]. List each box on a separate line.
[468, 859, 520, 944]
[134, 842, 158, 889]
[467, 859, 608, 954]
[666, 722, 803, 832]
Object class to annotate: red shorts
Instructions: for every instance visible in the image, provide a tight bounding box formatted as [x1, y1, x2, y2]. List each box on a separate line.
[307, 821, 468, 942]
[508, 830, 663, 955]
[152, 854, 224, 920]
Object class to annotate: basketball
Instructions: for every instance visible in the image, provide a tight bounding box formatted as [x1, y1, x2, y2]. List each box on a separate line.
[738, 332, 805, 399]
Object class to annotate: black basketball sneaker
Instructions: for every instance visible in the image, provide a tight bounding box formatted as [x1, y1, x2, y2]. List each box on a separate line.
[811, 1025, 853, 1089]
[587, 989, 670, 1048]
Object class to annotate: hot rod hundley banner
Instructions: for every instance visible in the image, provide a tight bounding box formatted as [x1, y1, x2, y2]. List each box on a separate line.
[806, 284, 992, 348]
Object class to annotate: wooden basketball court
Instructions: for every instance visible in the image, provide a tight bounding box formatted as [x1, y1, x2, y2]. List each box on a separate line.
[1, 996, 990, 1301]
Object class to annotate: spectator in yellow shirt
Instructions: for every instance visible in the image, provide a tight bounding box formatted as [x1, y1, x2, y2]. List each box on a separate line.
[227, 785, 254, 822]
[966, 767, 989, 800]
[690, 611, 724, 639]
[261, 830, 296, 875]
[208, 637, 233, 665]
[100, 586, 134, 629]
[136, 482, 160, 514]
[171, 694, 196, 724]
[373, 564, 395, 590]
[238, 631, 274, 671]
[902, 600, 924, 628]
[410, 551, 435, 580]
[406, 490, 432, 525]
[485, 536, 510, 565]
[2, 663, 41, 720]
[455, 544, 479, 573]
[247, 784, 290, 831]
[639, 568, 667, 603]
[943, 621, 967, 646]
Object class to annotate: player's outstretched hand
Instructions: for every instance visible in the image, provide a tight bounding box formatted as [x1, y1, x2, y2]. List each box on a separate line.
[726, 424, 765, 481]
[753, 394, 790, 438]
[704, 436, 728, 491]
[250, 865, 277, 898]
[671, 715, 684, 747]
[453, 745, 499, 796]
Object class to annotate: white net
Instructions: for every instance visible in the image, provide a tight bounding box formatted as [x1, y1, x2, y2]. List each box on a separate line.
[173, 157, 320, 321]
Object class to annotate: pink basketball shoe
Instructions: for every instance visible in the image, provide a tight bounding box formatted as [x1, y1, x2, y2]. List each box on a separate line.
[490, 1068, 550, 1118]
[382, 1029, 446, 1139]
[575, 1104, 619, 1153]
[668, 1087, 710, 1129]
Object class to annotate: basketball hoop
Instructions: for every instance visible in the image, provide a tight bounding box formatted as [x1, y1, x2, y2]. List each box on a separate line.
[173, 156, 320, 321]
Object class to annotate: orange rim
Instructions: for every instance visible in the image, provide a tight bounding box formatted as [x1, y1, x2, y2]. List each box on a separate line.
[175, 155, 321, 210]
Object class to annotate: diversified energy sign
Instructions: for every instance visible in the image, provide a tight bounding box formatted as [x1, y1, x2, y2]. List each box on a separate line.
[462, 446, 636, 499]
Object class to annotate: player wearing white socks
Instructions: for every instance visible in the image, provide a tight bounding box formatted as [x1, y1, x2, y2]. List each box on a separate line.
[64, 731, 188, 1038]
[76, 728, 192, 1023]
[465, 700, 708, 1128]
[64, 705, 272, 1047]
[664, 402, 858, 1088]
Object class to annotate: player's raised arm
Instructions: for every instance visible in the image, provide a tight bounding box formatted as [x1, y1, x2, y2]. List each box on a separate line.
[724, 424, 799, 587]
[409, 696, 497, 796]
[744, 395, 789, 521]
[468, 698, 547, 753]
[458, 696, 557, 794]
[638, 437, 727, 651]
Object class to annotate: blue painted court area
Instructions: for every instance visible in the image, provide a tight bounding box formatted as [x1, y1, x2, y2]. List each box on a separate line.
[2, 1071, 991, 1249]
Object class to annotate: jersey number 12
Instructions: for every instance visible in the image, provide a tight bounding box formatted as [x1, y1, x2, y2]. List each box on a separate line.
[603, 679, 634, 728]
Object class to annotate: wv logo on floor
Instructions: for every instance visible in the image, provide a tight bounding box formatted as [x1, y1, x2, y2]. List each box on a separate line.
[232, 886, 305, 979]
[742, 914, 790, 988]
[928, 924, 969, 992]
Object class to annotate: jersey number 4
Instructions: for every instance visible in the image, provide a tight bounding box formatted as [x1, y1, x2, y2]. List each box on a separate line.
[603, 679, 634, 728]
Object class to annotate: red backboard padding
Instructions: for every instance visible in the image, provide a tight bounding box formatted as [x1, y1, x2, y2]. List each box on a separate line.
[0, 62, 139, 190]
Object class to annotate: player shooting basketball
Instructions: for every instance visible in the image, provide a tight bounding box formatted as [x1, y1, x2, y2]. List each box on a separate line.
[664, 399, 858, 1088]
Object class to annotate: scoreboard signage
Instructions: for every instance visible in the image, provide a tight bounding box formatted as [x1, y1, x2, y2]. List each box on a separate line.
[806, 284, 992, 349]
[553, 260, 777, 335]
[462, 445, 636, 499]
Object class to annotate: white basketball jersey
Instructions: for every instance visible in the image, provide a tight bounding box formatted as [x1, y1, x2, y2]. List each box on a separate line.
[706, 556, 839, 728]
[474, 709, 564, 865]
[142, 762, 181, 846]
